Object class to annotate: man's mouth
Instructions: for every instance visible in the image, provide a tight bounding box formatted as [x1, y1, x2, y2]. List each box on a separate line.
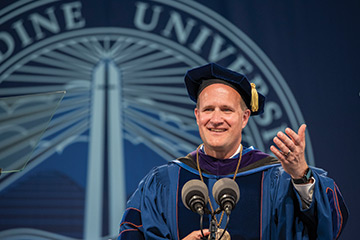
[209, 128, 226, 132]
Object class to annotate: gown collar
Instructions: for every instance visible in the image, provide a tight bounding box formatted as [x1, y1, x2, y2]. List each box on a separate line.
[191, 145, 264, 176]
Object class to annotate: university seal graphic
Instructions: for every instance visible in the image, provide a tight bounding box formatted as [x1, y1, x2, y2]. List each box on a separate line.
[0, 0, 314, 239]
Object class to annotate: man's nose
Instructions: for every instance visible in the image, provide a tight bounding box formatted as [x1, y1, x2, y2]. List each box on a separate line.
[210, 109, 223, 124]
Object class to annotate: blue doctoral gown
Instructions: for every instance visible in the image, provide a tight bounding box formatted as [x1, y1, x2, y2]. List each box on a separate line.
[118, 148, 348, 239]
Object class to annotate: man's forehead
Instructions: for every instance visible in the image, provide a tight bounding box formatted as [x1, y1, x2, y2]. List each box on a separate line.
[198, 83, 241, 99]
[197, 84, 243, 107]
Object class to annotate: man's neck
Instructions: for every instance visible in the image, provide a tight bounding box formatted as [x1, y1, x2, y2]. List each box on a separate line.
[203, 144, 242, 159]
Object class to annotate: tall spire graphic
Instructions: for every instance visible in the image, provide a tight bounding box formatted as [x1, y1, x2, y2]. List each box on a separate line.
[85, 60, 126, 238]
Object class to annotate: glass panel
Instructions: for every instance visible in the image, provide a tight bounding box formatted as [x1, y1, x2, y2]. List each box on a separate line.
[0, 91, 66, 174]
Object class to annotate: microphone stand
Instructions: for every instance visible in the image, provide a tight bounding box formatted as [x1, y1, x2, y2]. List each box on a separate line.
[200, 208, 214, 240]
[209, 208, 231, 240]
[201, 209, 218, 240]
[199, 207, 230, 240]
[209, 217, 217, 240]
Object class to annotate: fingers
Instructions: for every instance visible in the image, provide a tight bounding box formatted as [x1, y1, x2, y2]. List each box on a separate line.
[275, 131, 295, 152]
[182, 229, 210, 240]
[270, 145, 289, 162]
[276, 124, 307, 150]
[202, 229, 210, 236]
[270, 124, 307, 159]
[285, 128, 300, 145]
[286, 124, 306, 144]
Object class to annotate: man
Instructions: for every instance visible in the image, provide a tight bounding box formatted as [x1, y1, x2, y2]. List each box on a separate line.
[118, 63, 348, 239]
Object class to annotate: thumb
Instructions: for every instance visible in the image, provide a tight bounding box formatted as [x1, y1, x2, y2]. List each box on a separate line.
[298, 124, 307, 142]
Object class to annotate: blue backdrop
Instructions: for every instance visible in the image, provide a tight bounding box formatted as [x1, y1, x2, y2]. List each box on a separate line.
[0, 0, 358, 239]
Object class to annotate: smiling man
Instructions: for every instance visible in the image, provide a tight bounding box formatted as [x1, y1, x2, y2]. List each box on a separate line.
[195, 83, 250, 159]
[118, 63, 348, 240]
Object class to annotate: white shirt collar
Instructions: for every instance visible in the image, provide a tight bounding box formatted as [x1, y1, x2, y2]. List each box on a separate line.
[201, 143, 242, 159]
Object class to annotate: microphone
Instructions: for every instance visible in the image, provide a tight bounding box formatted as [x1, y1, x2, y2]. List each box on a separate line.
[212, 178, 240, 215]
[181, 179, 209, 215]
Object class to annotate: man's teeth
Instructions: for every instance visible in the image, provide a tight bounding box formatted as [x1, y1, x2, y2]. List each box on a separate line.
[210, 129, 225, 132]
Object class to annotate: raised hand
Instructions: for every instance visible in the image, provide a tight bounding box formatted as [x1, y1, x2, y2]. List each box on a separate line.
[270, 124, 309, 179]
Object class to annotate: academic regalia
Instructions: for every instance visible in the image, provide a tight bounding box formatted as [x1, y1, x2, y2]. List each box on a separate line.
[118, 146, 348, 240]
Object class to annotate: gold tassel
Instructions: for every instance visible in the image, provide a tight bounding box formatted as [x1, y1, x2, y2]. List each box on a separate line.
[250, 83, 259, 112]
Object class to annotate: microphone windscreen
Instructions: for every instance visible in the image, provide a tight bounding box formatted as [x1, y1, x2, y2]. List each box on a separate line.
[181, 179, 208, 210]
[212, 178, 240, 206]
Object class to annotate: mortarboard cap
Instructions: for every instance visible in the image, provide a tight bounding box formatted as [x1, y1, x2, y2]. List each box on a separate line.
[184, 63, 265, 115]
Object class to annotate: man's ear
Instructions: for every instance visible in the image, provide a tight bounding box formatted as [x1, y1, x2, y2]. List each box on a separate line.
[242, 109, 251, 129]
[194, 108, 199, 125]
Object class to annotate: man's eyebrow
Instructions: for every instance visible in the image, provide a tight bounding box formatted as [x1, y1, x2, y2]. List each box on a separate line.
[220, 105, 234, 108]
[200, 104, 234, 109]
[200, 104, 214, 108]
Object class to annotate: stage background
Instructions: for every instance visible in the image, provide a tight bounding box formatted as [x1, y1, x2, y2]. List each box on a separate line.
[0, 0, 358, 239]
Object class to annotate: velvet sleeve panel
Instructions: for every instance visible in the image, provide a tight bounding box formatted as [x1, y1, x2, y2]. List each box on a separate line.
[264, 166, 348, 240]
[118, 164, 174, 240]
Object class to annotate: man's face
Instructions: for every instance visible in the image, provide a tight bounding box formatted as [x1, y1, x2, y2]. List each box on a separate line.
[194, 83, 251, 158]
